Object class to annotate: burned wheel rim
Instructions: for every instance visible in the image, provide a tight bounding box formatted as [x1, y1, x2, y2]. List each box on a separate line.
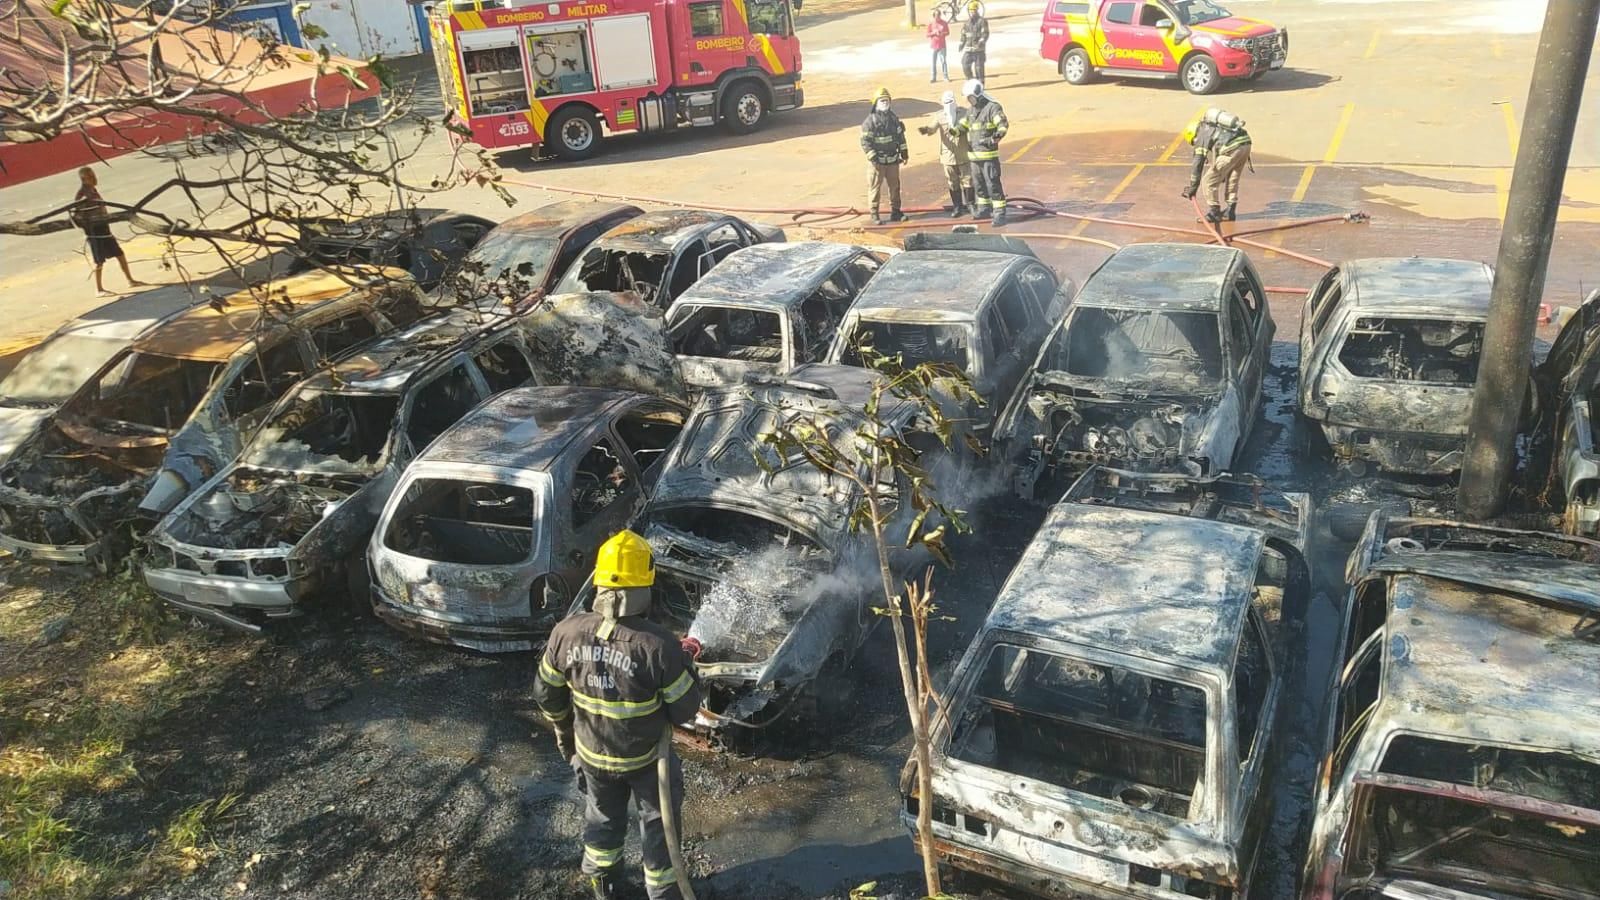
[734, 92, 763, 127]
[560, 116, 596, 153]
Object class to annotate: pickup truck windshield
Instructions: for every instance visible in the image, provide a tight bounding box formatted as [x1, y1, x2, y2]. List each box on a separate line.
[1171, 0, 1232, 26]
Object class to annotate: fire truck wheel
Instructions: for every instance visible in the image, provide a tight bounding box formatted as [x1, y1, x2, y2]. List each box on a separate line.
[1061, 47, 1094, 84]
[546, 107, 602, 161]
[1181, 54, 1220, 95]
[721, 82, 767, 135]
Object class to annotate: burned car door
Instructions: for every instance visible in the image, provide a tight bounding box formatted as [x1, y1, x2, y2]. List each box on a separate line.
[1538, 290, 1600, 535]
[410, 216, 493, 290]
[660, 238, 711, 309]
[403, 363, 489, 457]
[559, 435, 643, 583]
[1231, 266, 1272, 425]
[470, 336, 538, 396]
[613, 403, 687, 493]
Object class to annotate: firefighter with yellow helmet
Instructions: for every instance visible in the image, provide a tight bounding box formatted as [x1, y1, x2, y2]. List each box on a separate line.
[860, 86, 909, 224]
[534, 530, 702, 900]
[1181, 107, 1253, 223]
[959, 0, 989, 82]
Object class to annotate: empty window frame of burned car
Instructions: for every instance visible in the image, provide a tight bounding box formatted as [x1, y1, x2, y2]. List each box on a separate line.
[551, 210, 780, 310]
[911, 497, 1301, 899]
[997, 244, 1273, 496]
[142, 318, 539, 632]
[439, 201, 643, 314]
[369, 388, 686, 652]
[1537, 288, 1600, 537]
[0, 268, 419, 568]
[1297, 258, 1495, 476]
[1303, 514, 1600, 899]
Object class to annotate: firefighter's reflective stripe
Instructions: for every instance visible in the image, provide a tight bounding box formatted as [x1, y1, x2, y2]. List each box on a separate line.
[644, 866, 678, 888]
[661, 670, 694, 704]
[969, 147, 999, 160]
[540, 656, 568, 688]
[991, 198, 1007, 209]
[571, 687, 662, 720]
[577, 735, 658, 772]
[585, 844, 624, 869]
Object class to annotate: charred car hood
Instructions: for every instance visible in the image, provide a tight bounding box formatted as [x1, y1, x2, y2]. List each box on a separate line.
[650, 475, 850, 550]
[1004, 376, 1241, 475]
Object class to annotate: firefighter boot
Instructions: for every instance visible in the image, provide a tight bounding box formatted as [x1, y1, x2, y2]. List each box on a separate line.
[972, 203, 991, 221]
[588, 872, 619, 900]
[870, 210, 883, 226]
[1223, 202, 1237, 222]
[948, 189, 965, 217]
[991, 207, 1008, 227]
[888, 209, 907, 223]
[1204, 205, 1223, 224]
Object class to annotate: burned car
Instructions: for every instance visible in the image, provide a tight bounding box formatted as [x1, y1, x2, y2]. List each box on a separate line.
[550, 209, 784, 310]
[0, 268, 422, 567]
[1303, 513, 1600, 898]
[434, 200, 641, 313]
[603, 363, 956, 743]
[370, 386, 687, 652]
[143, 313, 543, 631]
[827, 235, 1071, 442]
[665, 241, 886, 394]
[1537, 287, 1600, 536]
[1298, 257, 1495, 475]
[908, 466, 1310, 899]
[295, 209, 494, 291]
[996, 244, 1273, 498]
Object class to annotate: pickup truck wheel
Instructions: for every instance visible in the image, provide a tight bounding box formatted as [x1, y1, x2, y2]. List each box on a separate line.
[546, 107, 602, 161]
[1061, 48, 1094, 84]
[1182, 54, 1220, 94]
[721, 82, 767, 135]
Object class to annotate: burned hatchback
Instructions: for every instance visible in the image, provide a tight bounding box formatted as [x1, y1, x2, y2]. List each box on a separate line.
[908, 467, 1310, 899]
[370, 387, 686, 652]
[665, 241, 885, 395]
[143, 313, 542, 630]
[995, 244, 1273, 498]
[0, 268, 421, 568]
[1298, 257, 1495, 475]
[612, 363, 953, 743]
[1303, 513, 1600, 898]
[1537, 288, 1600, 536]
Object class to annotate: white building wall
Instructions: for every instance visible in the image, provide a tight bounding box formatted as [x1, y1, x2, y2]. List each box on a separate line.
[299, 0, 423, 59]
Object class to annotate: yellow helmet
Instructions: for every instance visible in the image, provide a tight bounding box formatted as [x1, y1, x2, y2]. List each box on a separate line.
[594, 529, 655, 588]
[1182, 118, 1200, 144]
[873, 86, 891, 103]
[967, 0, 979, 10]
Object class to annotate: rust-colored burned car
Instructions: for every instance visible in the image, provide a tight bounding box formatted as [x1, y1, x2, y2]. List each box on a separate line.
[1298, 257, 1497, 476]
[1537, 288, 1600, 536]
[369, 386, 687, 652]
[665, 241, 886, 395]
[996, 244, 1273, 498]
[550, 209, 784, 310]
[907, 467, 1311, 900]
[143, 312, 542, 631]
[1303, 513, 1600, 899]
[0, 268, 422, 568]
[600, 363, 957, 744]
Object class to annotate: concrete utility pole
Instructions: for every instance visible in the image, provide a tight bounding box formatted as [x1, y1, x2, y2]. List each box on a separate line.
[1459, 0, 1600, 519]
[907, 0, 917, 28]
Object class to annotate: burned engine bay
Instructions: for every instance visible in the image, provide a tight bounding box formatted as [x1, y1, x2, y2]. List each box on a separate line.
[161, 470, 362, 551]
[1338, 316, 1484, 383]
[1019, 387, 1218, 477]
[0, 420, 168, 549]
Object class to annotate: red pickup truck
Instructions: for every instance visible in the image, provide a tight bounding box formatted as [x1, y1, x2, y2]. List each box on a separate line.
[1039, 0, 1287, 94]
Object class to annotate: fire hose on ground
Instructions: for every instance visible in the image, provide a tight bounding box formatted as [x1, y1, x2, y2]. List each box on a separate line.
[658, 725, 698, 900]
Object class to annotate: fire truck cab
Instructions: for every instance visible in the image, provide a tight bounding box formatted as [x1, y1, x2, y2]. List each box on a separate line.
[430, 0, 803, 160]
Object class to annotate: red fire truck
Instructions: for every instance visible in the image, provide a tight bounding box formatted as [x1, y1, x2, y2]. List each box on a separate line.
[429, 0, 803, 160]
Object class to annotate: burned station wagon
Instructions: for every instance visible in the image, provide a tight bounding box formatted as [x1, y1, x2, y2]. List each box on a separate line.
[908, 467, 1310, 899]
[1304, 513, 1600, 899]
[1537, 287, 1600, 536]
[665, 241, 886, 395]
[370, 386, 686, 652]
[996, 243, 1273, 498]
[616, 363, 954, 743]
[143, 313, 542, 630]
[0, 268, 421, 568]
[551, 209, 784, 310]
[826, 235, 1071, 441]
[1298, 257, 1495, 475]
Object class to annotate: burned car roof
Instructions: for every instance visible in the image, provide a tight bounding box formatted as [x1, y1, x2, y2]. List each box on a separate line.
[592, 209, 729, 252]
[1379, 569, 1600, 756]
[132, 266, 407, 362]
[1075, 243, 1241, 311]
[419, 386, 644, 473]
[1346, 257, 1493, 314]
[847, 251, 1025, 320]
[670, 242, 863, 310]
[302, 309, 494, 394]
[988, 503, 1262, 670]
[495, 201, 640, 236]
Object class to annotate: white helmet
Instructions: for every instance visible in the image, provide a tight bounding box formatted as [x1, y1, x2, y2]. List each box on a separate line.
[962, 78, 983, 100]
[940, 90, 955, 105]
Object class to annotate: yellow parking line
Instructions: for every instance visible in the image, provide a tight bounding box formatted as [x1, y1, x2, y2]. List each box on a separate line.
[1291, 165, 1318, 203]
[1494, 168, 1510, 220]
[1157, 132, 1187, 163]
[1500, 102, 1519, 160]
[1363, 30, 1381, 59]
[1102, 164, 1145, 204]
[1006, 136, 1044, 164]
[1324, 103, 1355, 164]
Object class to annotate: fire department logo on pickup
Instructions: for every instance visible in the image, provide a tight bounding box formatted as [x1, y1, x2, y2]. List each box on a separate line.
[498, 120, 531, 138]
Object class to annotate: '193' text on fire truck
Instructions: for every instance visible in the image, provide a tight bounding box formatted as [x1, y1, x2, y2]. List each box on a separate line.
[430, 0, 804, 160]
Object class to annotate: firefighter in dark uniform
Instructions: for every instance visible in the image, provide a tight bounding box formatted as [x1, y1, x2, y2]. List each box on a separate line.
[959, 0, 988, 82]
[860, 87, 908, 225]
[962, 79, 1009, 227]
[1181, 107, 1253, 223]
[534, 530, 702, 900]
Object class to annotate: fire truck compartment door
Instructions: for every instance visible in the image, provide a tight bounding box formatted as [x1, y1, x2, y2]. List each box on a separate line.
[591, 14, 660, 90]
